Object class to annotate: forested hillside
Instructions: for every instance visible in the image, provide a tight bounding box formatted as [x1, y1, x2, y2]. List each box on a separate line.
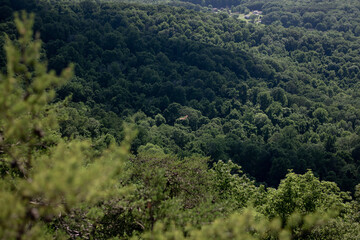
[1, 0, 360, 239]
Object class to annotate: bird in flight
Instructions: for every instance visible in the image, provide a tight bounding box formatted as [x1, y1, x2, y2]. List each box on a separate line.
[178, 115, 188, 120]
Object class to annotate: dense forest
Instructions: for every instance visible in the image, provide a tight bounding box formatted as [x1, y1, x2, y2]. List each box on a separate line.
[1, 0, 360, 239]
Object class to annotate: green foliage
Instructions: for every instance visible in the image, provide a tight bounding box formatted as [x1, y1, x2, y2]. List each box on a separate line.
[0, 12, 72, 178]
[140, 209, 282, 240]
[0, 12, 134, 239]
[138, 170, 356, 240]
[210, 160, 264, 208]
[2, 1, 360, 239]
[4, 0, 360, 192]
[263, 171, 350, 222]
[313, 107, 328, 123]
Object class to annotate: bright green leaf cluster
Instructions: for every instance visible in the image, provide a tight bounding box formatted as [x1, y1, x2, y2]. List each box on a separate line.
[0, 12, 134, 239]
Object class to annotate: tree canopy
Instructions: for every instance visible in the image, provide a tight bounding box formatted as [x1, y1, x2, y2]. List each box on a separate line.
[1, 0, 360, 239]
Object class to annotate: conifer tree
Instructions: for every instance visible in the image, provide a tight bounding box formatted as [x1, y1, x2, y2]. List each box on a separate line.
[0, 12, 133, 239]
